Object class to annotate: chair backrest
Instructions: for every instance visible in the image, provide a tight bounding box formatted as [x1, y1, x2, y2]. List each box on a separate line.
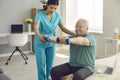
[7, 34, 28, 47]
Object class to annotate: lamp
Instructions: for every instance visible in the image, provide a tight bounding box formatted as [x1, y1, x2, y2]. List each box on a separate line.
[114, 27, 119, 39]
[114, 27, 119, 34]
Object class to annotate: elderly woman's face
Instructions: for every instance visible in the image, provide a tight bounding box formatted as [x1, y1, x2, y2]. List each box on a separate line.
[75, 21, 88, 36]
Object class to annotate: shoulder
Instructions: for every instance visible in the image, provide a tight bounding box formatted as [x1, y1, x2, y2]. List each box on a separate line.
[35, 10, 45, 22]
[53, 11, 61, 17]
[37, 10, 45, 16]
[86, 33, 94, 38]
[86, 33, 96, 45]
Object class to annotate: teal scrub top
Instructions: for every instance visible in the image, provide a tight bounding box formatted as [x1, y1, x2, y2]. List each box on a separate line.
[34, 10, 62, 47]
[34, 10, 62, 36]
[69, 33, 96, 73]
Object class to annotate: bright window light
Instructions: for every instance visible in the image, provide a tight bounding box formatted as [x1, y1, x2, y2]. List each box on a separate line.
[65, 0, 103, 33]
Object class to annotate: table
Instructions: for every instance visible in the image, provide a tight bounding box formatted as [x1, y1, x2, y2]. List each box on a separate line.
[98, 38, 120, 74]
[105, 38, 120, 56]
[0, 32, 35, 53]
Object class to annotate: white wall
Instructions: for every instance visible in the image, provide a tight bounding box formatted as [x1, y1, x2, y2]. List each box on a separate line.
[0, 0, 43, 33]
[96, 0, 120, 58]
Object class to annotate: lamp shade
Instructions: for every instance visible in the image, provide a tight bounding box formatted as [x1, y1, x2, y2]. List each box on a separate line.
[114, 27, 119, 34]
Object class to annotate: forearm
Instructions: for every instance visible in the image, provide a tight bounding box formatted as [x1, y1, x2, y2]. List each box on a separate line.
[59, 24, 75, 35]
[49, 37, 67, 44]
[45, 36, 70, 44]
[34, 28, 41, 38]
[70, 37, 90, 46]
[34, 22, 42, 37]
[34, 22, 47, 43]
[45, 36, 90, 46]
[34, 22, 42, 38]
[62, 27, 75, 35]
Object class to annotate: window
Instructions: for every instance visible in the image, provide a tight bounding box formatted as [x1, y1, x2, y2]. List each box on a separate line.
[64, 0, 103, 33]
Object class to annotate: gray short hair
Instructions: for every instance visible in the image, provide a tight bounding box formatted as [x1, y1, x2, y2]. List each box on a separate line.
[76, 18, 89, 28]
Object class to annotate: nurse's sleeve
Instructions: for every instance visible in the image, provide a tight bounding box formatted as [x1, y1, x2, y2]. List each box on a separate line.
[34, 13, 41, 23]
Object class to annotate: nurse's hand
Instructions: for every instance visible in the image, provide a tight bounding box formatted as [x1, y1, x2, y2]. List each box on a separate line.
[39, 35, 48, 44]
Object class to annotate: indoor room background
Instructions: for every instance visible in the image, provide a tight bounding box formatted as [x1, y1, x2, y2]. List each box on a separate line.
[0, 0, 120, 58]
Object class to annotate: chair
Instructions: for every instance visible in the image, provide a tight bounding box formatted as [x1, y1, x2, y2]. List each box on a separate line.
[5, 34, 28, 65]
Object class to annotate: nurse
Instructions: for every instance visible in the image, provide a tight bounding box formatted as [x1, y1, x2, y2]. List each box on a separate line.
[33, 0, 75, 80]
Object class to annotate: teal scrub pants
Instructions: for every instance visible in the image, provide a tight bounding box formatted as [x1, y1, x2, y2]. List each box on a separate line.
[34, 38, 55, 80]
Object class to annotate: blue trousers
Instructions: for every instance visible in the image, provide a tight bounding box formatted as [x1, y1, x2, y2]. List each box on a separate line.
[34, 41, 55, 80]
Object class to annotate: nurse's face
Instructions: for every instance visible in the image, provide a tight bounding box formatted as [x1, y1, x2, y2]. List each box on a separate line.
[46, 5, 58, 14]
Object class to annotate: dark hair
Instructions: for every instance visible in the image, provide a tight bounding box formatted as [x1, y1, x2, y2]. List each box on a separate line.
[47, 0, 59, 5]
[43, 0, 59, 10]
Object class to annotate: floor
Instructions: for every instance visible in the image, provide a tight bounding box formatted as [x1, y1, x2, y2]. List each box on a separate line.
[0, 53, 69, 80]
[0, 52, 120, 80]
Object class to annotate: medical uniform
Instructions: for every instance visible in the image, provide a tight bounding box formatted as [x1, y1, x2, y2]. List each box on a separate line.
[34, 10, 62, 80]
